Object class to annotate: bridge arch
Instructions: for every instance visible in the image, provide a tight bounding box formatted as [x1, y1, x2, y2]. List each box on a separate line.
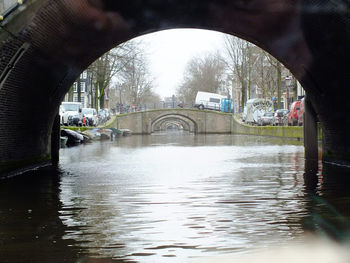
[163, 122, 184, 131]
[151, 114, 198, 134]
[115, 109, 231, 135]
[0, 0, 350, 175]
[155, 118, 190, 132]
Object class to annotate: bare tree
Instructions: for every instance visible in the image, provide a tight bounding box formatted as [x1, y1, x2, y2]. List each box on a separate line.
[88, 41, 136, 109]
[265, 53, 282, 109]
[89, 51, 116, 109]
[252, 49, 277, 102]
[117, 41, 155, 107]
[176, 52, 226, 105]
[223, 35, 258, 110]
[223, 35, 293, 111]
[141, 91, 162, 109]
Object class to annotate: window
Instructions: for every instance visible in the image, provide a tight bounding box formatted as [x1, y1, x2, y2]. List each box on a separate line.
[209, 98, 221, 103]
[81, 82, 86, 93]
[81, 71, 87, 79]
[73, 96, 84, 105]
[62, 103, 79, 111]
[74, 81, 86, 92]
[82, 108, 93, 115]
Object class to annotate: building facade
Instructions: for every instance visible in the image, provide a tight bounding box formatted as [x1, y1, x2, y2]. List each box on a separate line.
[63, 70, 91, 108]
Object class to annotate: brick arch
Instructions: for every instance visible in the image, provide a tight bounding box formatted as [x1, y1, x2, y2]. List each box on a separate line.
[162, 121, 185, 131]
[155, 118, 191, 132]
[151, 114, 198, 133]
[1, 0, 350, 175]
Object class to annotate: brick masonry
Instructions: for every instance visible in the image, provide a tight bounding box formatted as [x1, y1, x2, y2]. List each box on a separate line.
[114, 109, 233, 135]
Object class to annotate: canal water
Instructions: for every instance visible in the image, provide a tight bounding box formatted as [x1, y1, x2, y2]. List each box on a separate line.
[1, 132, 350, 262]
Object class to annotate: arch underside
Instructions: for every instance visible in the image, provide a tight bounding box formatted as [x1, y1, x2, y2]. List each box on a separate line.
[151, 114, 197, 134]
[155, 119, 190, 132]
[1, 0, 350, 175]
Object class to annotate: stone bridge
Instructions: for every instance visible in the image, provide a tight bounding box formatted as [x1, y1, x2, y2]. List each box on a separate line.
[114, 109, 233, 134]
[1, 0, 350, 176]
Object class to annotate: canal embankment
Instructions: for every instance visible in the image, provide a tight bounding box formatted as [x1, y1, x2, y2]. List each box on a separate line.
[231, 115, 304, 140]
[63, 112, 319, 143]
[60, 115, 128, 146]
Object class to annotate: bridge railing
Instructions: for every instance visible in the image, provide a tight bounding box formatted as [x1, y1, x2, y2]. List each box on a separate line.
[0, 0, 26, 21]
[113, 102, 196, 114]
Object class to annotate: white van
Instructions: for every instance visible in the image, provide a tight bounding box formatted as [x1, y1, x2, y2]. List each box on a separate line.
[244, 98, 273, 124]
[60, 102, 83, 126]
[194, 91, 226, 111]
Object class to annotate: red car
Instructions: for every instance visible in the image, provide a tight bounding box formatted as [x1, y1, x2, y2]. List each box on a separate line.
[288, 100, 301, 126]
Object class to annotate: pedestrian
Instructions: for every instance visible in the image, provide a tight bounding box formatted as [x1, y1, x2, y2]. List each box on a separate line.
[82, 115, 87, 126]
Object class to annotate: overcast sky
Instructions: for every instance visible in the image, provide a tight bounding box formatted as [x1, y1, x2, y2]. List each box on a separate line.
[139, 29, 227, 99]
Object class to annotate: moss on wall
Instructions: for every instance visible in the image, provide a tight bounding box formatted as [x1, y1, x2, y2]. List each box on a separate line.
[232, 116, 304, 139]
[104, 116, 117, 128]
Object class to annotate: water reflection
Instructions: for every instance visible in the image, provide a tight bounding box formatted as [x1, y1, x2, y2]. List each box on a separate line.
[0, 167, 84, 262]
[302, 162, 350, 241]
[58, 134, 309, 262]
[0, 133, 349, 262]
[112, 132, 304, 148]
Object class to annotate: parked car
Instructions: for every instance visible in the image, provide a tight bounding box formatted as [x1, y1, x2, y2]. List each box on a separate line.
[60, 102, 83, 126]
[273, 109, 289, 126]
[288, 100, 301, 126]
[104, 108, 111, 120]
[59, 105, 65, 125]
[258, 112, 275, 126]
[297, 98, 305, 126]
[82, 108, 98, 126]
[194, 91, 226, 111]
[98, 108, 110, 124]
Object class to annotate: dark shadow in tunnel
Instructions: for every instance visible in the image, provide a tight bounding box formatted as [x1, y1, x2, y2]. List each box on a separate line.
[303, 159, 319, 192]
[301, 162, 350, 242]
[320, 162, 350, 197]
